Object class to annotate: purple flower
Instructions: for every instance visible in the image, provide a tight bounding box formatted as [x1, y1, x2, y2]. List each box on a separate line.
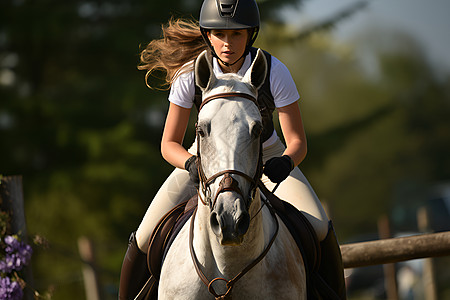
[0, 256, 14, 274]
[0, 276, 23, 300]
[0, 236, 33, 273]
[18, 244, 32, 265]
[3, 236, 20, 254]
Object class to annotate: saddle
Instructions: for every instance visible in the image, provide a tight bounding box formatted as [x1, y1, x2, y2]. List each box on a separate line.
[139, 186, 322, 300]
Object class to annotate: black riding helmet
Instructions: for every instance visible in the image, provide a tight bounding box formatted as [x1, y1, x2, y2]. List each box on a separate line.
[199, 0, 260, 66]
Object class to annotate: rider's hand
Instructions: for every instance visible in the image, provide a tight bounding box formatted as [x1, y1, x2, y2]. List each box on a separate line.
[263, 155, 294, 183]
[185, 156, 200, 188]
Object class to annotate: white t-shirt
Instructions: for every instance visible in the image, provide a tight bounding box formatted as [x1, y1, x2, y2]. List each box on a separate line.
[168, 52, 300, 147]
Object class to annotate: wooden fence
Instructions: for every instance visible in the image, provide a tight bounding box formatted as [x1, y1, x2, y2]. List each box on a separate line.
[340, 229, 450, 300]
[340, 231, 450, 268]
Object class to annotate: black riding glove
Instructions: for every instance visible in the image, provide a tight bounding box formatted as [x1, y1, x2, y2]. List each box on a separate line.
[263, 155, 295, 183]
[185, 156, 200, 188]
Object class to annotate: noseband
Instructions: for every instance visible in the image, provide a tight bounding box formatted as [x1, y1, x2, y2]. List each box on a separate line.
[196, 92, 263, 209]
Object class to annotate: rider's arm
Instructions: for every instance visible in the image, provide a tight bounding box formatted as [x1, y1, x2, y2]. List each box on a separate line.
[161, 102, 193, 169]
[277, 101, 307, 167]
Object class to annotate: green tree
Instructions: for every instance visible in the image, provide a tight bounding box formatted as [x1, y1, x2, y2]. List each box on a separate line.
[258, 28, 450, 240]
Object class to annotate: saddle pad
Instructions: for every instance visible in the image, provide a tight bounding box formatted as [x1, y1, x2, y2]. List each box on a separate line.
[147, 197, 196, 280]
[258, 182, 321, 275]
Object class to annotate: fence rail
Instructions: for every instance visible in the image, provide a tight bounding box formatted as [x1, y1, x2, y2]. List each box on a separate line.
[340, 231, 450, 269]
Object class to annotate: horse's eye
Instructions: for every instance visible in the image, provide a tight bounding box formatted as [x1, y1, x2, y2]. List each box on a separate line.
[196, 121, 210, 138]
[250, 121, 263, 139]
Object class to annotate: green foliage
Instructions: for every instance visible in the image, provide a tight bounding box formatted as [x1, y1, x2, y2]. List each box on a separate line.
[258, 28, 450, 241]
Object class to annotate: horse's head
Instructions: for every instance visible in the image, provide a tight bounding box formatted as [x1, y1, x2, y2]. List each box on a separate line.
[194, 49, 267, 245]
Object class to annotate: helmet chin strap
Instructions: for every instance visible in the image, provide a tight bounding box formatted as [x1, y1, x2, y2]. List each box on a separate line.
[215, 48, 248, 68]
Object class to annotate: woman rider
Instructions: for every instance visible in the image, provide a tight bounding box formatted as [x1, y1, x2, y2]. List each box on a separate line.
[119, 0, 346, 299]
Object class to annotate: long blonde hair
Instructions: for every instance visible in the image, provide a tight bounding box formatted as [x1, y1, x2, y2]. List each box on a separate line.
[138, 17, 208, 89]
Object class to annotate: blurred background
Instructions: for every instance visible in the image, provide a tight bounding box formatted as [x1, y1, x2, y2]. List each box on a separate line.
[1, 0, 449, 299]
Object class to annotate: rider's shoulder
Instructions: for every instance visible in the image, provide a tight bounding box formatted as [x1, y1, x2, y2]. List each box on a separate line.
[252, 48, 291, 76]
[172, 61, 195, 85]
[266, 55, 292, 80]
[269, 55, 289, 71]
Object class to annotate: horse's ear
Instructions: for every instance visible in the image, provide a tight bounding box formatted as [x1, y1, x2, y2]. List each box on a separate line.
[244, 49, 267, 90]
[195, 50, 215, 91]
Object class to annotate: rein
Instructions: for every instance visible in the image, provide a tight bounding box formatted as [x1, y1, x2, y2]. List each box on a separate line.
[189, 191, 279, 300]
[191, 92, 276, 299]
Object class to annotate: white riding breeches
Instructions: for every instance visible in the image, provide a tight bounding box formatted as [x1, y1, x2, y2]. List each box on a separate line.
[136, 138, 329, 252]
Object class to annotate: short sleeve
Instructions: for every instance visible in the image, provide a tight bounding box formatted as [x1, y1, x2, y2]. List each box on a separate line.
[270, 56, 300, 108]
[168, 64, 195, 109]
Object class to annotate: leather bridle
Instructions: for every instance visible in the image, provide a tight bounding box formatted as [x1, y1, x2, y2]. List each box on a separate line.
[190, 92, 279, 299]
[195, 92, 263, 210]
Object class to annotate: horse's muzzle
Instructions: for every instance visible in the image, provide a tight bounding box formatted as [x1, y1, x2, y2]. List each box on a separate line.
[210, 196, 250, 245]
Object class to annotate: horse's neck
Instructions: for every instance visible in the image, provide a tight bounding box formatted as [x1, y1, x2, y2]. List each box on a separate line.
[194, 192, 275, 276]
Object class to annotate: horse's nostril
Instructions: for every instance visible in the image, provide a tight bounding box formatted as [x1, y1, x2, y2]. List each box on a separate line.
[236, 212, 250, 236]
[210, 212, 221, 236]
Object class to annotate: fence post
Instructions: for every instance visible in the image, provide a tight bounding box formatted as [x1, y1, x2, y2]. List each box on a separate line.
[417, 207, 437, 300]
[78, 236, 102, 300]
[378, 215, 399, 300]
[0, 175, 34, 300]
